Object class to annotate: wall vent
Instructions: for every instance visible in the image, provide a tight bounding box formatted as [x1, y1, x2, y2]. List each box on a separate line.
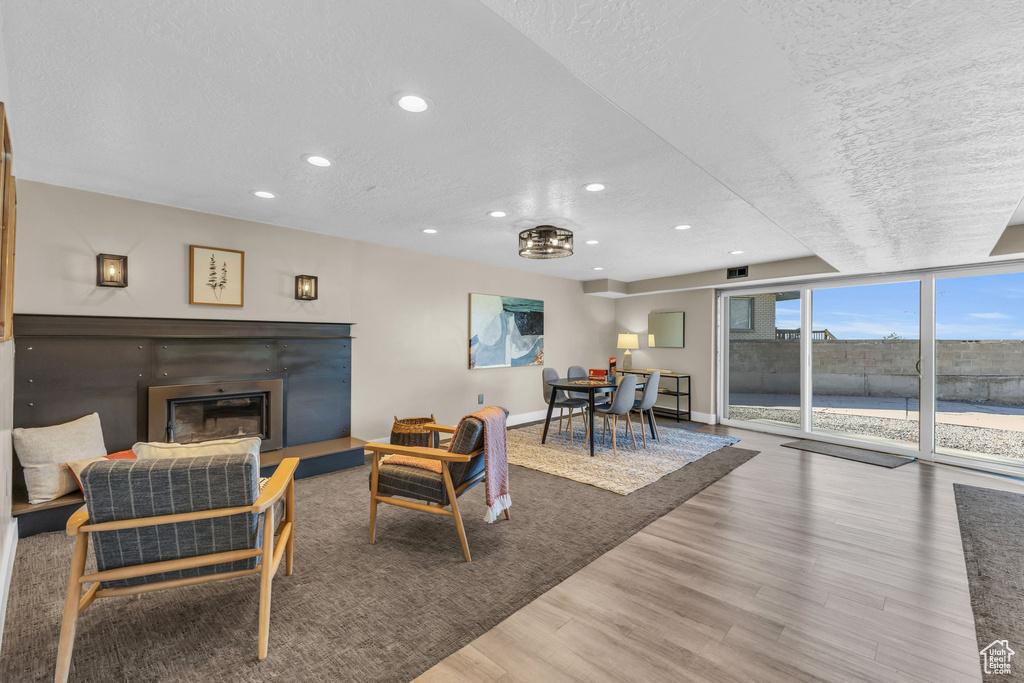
[727, 266, 749, 279]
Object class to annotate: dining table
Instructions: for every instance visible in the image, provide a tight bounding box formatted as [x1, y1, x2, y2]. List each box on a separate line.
[542, 375, 646, 457]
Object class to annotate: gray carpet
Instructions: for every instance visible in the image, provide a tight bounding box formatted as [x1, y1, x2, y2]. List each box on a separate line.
[955, 484, 1024, 680]
[781, 439, 915, 468]
[0, 431, 756, 682]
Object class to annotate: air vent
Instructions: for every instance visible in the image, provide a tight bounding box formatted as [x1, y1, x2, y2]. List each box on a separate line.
[727, 266, 749, 279]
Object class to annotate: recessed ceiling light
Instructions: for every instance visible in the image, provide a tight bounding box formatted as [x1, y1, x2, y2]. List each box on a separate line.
[730, 250, 745, 255]
[304, 155, 332, 167]
[593, 267, 604, 271]
[584, 183, 606, 192]
[586, 240, 599, 245]
[674, 224, 692, 230]
[398, 94, 431, 113]
[252, 190, 275, 199]
[488, 210, 507, 218]
[422, 228, 438, 234]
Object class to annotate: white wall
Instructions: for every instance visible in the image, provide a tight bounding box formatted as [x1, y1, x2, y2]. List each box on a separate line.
[13, 181, 616, 441]
[613, 289, 717, 421]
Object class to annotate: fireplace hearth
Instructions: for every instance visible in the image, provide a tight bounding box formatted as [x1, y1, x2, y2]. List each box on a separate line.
[148, 378, 284, 451]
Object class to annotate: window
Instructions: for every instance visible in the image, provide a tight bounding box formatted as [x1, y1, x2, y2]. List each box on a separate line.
[729, 297, 754, 331]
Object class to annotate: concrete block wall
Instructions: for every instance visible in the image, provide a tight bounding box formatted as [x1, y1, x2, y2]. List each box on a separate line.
[729, 339, 1024, 404]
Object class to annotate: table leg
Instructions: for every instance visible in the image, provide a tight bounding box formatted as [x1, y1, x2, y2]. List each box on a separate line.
[541, 389, 557, 444]
[589, 390, 596, 457]
[646, 409, 656, 439]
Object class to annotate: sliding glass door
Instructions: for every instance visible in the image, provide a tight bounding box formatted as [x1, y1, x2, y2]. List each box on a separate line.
[719, 264, 1024, 472]
[811, 282, 921, 450]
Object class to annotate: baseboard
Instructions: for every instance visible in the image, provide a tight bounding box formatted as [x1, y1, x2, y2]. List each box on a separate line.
[507, 409, 549, 426]
[0, 518, 18, 654]
[692, 411, 717, 424]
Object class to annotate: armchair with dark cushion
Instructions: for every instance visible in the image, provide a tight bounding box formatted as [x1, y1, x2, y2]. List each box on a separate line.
[366, 409, 509, 562]
[55, 453, 298, 682]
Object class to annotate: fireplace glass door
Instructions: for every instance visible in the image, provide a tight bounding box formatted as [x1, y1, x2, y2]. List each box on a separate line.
[168, 392, 268, 444]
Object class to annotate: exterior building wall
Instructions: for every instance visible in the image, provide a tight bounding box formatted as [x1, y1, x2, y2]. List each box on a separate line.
[728, 293, 778, 340]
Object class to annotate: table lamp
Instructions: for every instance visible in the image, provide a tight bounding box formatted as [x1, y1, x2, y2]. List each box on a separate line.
[617, 333, 640, 370]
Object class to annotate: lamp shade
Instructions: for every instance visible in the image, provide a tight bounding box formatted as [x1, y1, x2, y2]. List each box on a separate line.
[617, 333, 639, 350]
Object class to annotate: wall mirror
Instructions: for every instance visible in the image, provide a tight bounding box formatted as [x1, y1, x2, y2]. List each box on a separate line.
[648, 311, 685, 348]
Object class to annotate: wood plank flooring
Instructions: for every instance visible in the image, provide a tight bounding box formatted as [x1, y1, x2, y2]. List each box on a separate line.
[417, 424, 1024, 682]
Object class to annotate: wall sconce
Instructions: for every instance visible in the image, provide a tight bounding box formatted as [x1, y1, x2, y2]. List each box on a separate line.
[295, 274, 318, 300]
[96, 254, 128, 287]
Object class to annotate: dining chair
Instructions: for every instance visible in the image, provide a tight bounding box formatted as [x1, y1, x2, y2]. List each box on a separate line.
[595, 373, 638, 455]
[543, 367, 588, 443]
[631, 370, 661, 447]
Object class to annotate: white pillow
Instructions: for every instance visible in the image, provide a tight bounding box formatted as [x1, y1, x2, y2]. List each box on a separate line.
[132, 436, 262, 460]
[13, 413, 107, 504]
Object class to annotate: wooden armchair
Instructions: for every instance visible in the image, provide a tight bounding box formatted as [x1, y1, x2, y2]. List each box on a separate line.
[366, 415, 508, 562]
[55, 453, 299, 683]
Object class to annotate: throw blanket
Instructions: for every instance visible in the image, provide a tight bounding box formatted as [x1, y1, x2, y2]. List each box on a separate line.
[465, 406, 510, 523]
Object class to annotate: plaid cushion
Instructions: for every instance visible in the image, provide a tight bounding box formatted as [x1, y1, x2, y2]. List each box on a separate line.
[80, 453, 263, 589]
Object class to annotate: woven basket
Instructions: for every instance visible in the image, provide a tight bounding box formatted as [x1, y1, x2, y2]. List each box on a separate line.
[390, 415, 439, 448]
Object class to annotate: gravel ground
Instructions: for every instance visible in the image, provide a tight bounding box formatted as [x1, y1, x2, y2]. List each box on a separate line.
[729, 406, 1024, 459]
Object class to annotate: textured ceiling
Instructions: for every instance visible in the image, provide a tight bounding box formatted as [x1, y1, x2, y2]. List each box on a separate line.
[3, 1, 1024, 282]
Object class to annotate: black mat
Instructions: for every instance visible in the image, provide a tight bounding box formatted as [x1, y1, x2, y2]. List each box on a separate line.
[0, 433, 756, 682]
[955, 484, 1024, 680]
[781, 439, 915, 468]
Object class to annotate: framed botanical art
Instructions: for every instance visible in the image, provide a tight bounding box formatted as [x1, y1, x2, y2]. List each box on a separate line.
[469, 293, 544, 369]
[189, 245, 244, 307]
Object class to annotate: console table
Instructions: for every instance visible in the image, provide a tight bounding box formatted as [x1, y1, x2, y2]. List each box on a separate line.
[620, 370, 691, 422]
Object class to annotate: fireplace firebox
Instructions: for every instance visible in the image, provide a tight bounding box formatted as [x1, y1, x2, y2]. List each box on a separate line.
[148, 379, 284, 451]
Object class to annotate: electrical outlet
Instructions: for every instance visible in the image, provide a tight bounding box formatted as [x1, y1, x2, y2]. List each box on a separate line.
[478, 394, 484, 405]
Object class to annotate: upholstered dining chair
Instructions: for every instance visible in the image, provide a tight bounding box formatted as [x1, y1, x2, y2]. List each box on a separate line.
[366, 410, 509, 563]
[631, 370, 661, 447]
[595, 373, 638, 455]
[55, 453, 299, 683]
[543, 367, 589, 443]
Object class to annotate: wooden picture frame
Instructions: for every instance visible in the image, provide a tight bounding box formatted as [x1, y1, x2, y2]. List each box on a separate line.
[0, 103, 16, 341]
[189, 245, 244, 307]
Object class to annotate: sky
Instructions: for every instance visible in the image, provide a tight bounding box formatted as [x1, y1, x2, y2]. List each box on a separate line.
[770, 272, 1024, 340]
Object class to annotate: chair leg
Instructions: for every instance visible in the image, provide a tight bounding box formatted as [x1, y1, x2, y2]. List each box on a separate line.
[650, 410, 660, 440]
[612, 415, 617, 456]
[55, 533, 89, 683]
[258, 507, 275, 660]
[369, 455, 380, 544]
[637, 411, 647, 448]
[626, 414, 638, 450]
[441, 464, 471, 562]
[285, 478, 295, 576]
[602, 414, 608, 444]
[504, 509, 511, 520]
[568, 408, 574, 445]
[558, 407, 564, 434]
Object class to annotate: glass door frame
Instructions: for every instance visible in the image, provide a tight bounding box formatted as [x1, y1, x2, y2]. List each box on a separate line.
[716, 259, 1024, 475]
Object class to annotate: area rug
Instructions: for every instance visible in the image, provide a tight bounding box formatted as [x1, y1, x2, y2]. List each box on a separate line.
[781, 439, 915, 468]
[509, 421, 740, 494]
[0, 443, 758, 683]
[954, 483, 1024, 679]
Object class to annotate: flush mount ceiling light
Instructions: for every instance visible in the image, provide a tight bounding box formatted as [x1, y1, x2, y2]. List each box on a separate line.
[397, 94, 431, 113]
[585, 240, 599, 245]
[584, 183, 606, 192]
[519, 225, 574, 259]
[487, 210, 507, 218]
[422, 228, 438, 234]
[730, 250, 745, 255]
[252, 190, 275, 199]
[593, 267, 604, 271]
[304, 155, 332, 167]
[674, 224, 692, 230]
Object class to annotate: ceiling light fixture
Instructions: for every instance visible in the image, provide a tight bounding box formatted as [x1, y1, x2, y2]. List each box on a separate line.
[398, 94, 431, 113]
[304, 155, 332, 167]
[674, 224, 692, 230]
[519, 225, 573, 259]
[422, 228, 438, 234]
[487, 210, 507, 218]
[584, 183, 605, 192]
[252, 190, 275, 199]
[730, 250, 745, 255]
[585, 240, 599, 245]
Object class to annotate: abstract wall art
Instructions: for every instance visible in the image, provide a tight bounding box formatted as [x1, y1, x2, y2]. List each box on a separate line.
[189, 245, 244, 307]
[469, 293, 544, 369]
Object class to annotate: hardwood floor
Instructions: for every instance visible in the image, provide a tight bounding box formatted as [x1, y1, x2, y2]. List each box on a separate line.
[417, 424, 1024, 682]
